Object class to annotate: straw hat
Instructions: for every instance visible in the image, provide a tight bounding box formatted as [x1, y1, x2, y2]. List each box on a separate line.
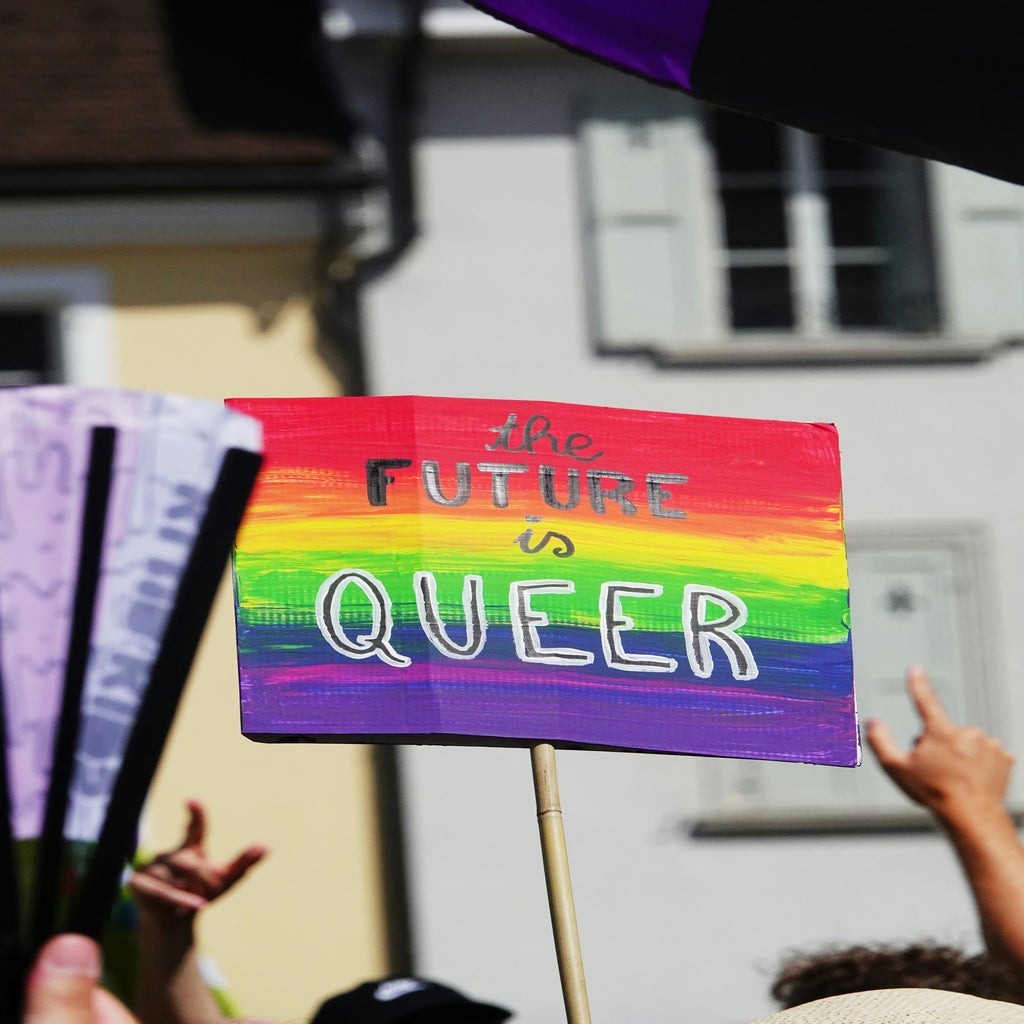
[751, 988, 1024, 1023]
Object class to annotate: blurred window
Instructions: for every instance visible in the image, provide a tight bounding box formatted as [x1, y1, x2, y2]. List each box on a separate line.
[578, 97, 941, 362]
[0, 308, 62, 386]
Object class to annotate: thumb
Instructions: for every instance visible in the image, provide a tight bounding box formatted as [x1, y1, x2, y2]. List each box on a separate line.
[24, 935, 101, 1024]
[866, 718, 907, 774]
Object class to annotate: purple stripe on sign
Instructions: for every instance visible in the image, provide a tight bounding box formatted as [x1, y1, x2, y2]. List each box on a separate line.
[240, 669, 858, 766]
[470, 0, 712, 91]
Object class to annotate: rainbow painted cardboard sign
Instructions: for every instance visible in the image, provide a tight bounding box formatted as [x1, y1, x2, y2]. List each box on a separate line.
[227, 396, 857, 765]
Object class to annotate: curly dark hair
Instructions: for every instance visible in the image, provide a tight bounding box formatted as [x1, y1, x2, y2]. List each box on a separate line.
[771, 943, 1024, 1008]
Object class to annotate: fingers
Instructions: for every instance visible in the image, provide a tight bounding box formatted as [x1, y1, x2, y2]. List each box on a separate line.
[131, 840, 266, 909]
[133, 801, 264, 911]
[220, 845, 268, 894]
[144, 850, 224, 899]
[867, 666, 952, 768]
[181, 800, 206, 851]
[906, 665, 954, 733]
[128, 870, 208, 912]
[23, 934, 102, 1024]
[865, 717, 908, 773]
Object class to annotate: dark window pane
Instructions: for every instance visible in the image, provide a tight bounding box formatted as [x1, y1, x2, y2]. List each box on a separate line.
[721, 188, 788, 249]
[821, 136, 880, 172]
[894, 286, 941, 332]
[712, 109, 783, 173]
[835, 265, 884, 328]
[0, 310, 54, 382]
[878, 155, 941, 332]
[827, 186, 884, 247]
[729, 266, 794, 329]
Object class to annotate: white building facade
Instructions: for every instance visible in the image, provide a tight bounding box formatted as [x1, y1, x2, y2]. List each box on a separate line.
[360, 6, 1024, 1021]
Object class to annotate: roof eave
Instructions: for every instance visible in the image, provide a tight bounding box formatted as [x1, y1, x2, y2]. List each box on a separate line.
[0, 160, 379, 198]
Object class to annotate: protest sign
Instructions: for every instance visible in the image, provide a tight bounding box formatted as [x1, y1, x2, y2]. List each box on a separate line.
[229, 395, 856, 767]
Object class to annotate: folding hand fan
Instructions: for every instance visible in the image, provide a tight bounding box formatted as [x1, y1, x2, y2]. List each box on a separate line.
[0, 387, 262, 1012]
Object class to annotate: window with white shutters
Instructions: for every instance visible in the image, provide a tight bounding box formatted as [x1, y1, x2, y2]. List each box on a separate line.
[579, 97, 1023, 363]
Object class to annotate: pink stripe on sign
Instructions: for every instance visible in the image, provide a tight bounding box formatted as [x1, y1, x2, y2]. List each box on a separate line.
[469, 0, 712, 91]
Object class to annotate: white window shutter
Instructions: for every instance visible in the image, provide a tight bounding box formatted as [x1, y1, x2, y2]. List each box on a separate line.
[931, 163, 1024, 337]
[579, 97, 726, 352]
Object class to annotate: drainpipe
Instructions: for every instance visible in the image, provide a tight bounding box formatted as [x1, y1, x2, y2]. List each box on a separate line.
[311, 1, 425, 976]
[314, 0, 425, 397]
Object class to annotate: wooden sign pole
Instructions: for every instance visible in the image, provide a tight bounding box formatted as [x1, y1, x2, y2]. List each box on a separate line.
[531, 742, 592, 1024]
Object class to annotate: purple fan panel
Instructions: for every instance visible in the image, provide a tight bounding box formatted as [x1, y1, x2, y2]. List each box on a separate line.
[472, 0, 711, 90]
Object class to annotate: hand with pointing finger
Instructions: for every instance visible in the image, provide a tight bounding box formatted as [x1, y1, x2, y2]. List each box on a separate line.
[130, 800, 266, 923]
[867, 665, 1013, 822]
[868, 666, 1024, 971]
[130, 802, 266, 1024]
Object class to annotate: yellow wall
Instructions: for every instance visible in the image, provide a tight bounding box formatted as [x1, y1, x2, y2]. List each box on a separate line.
[1, 245, 391, 1021]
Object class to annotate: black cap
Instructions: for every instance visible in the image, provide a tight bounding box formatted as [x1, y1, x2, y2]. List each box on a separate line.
[309, 977, 513, 1024]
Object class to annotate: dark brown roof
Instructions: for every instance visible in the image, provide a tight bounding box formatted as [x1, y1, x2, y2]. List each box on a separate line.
[0, 0, 367, 193]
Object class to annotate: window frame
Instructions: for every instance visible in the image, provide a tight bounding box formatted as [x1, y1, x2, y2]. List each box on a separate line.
[692, 522, 1012, 835]
[0, 268, 114, 387]
[578, 94, 1020, 365]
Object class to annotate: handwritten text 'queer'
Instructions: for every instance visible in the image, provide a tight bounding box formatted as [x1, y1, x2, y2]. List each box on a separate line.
[315, 569, 758, 682]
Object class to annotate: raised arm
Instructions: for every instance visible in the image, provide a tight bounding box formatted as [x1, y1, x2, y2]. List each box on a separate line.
[129, 801, 266, 1024]
[867, 666, 1024, 969]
